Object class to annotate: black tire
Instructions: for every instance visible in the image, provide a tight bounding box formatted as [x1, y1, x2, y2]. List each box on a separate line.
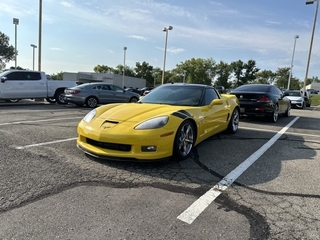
[55, 89, 67, 105]
[227, 108, 240, 133]
[173, 120, 195, 160]
[284, 104, 290, 117]
[129, 97, 139, 103]
[85, 97, 98, 108]
[269, 104, 279, 123]
[5, 99, 20, 103]
[46, 97, 56, 103]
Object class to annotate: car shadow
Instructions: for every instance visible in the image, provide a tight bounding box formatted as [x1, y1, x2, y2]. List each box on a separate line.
[82, 114, 318, 189]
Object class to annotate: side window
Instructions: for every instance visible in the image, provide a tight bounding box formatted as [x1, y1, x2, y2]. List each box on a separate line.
[25, 72, 41, 80]
[204, 88, 218, 105]
[110, 85, 123, 92]
[101, 85, 110, 90]
[5, 72, 24, 80]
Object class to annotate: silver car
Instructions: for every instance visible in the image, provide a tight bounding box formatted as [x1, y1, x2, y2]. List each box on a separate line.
[64, 83, 140, 108]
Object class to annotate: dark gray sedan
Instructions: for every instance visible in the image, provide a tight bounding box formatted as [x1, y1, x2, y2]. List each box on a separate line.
[64, 83, 140, 108]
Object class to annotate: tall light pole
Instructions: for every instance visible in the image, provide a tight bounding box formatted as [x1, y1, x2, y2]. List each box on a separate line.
[122, 46, 127, 88]
[38, 0, 42, 71]
[13, 18, 19, 69]
[287, 35, 299, 90]
[303, 0, 319, 95]
[153, 72, 158, 87]
[161, 26, 173, 85]
[30, 44, 37, 71]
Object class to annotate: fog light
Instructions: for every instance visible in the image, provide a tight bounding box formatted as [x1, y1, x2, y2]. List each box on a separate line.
[141, 146, 157, 152]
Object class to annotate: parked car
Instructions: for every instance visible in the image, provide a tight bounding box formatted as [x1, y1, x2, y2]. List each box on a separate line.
[0, 70, 76, 104]
[283, 90, 309, 109]
[125, 87, 142, 95]
[230, 84, 291, 122]
[77, 83, 240, 162]
[64, 83, 140, 108]
[307, 89, 319, 94]
[139, 87, 154, 95]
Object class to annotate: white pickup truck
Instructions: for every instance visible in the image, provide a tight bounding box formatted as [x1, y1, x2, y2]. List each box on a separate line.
[0, 70, 77, 104]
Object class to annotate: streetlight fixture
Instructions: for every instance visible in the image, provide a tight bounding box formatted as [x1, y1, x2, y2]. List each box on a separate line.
[287, 35, 299, 90]
[303, 0, 319, 95]
[30, 44, 37, 71]
[13, 18, 19, 69]
[122, 46, 127, 89]
[161, 26, 173, 85]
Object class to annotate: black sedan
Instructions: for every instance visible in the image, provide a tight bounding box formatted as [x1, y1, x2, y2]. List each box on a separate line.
[230, 84, 291, 122]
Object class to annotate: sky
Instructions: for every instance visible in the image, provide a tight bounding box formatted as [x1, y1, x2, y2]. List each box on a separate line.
[1, 0, 320, 81]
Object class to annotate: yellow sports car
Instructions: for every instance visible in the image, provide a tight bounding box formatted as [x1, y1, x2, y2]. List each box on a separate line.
[77, 83, 240, 162]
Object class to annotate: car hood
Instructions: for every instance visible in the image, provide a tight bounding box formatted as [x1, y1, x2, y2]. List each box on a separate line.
[95, 103, 190, 123]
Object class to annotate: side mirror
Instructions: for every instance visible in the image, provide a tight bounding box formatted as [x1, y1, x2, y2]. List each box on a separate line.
[1, 77, 7, 83]
[209, 99, 223, 108]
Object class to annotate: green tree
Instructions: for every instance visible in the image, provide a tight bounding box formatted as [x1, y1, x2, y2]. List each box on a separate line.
[174, 58, 216, 85]
[230, 60, 245, 86]
[134, 61, 154, 86]
[274, 67, 290, 89]
[243, 60, 260, 84]
[254, 70, 276, 84]
[231, 59, 259, 86]
[0, 31, 15, 70]
[93, 64, 113, 73]
[215, 61, 232, 88]
[50, 71, 64, 80]
[114, 64, 136, 77]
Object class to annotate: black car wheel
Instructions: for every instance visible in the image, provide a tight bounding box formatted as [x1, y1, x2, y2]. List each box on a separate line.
[86, 97, 98, 108]
[129, 97, 138, 103]
[270, 104, 279, 123]
[173, 120, 195, 160]
[227, 108, 240, 133]
[55, 89, 67, 105]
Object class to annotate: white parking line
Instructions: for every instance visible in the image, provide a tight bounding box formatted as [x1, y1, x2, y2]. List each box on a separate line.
[177, 116, 300, 224]
[240, 126, 320, 138]
[0, 117, 82, 126]
[15, 137, 77, 150]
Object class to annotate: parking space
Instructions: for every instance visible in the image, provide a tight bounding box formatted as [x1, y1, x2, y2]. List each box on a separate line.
[0, 103, 319, 239]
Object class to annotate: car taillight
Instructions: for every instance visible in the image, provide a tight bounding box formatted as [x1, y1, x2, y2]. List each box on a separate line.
[257, 96, 271, 102]
[70, 90, 81, 94]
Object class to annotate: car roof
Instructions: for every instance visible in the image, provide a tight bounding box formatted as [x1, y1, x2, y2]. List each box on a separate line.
[161, 83, 212, 89]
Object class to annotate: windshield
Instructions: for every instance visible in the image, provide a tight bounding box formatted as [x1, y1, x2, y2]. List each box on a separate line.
[140, 85, 204, 106]
[0, 70, 10, 78]
[284, 91, 301, 97]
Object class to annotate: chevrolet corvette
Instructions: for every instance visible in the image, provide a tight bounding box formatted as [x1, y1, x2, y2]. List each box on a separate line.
[77, 83, 240, 161]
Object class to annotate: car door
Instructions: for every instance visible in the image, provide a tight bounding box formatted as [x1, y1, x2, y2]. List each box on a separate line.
[109, 85, 127, 103]
[0, 71, 26, 99]
[98, 85, 111, 103]
[200, 88, 229, 139]
[273, 86, 287, 113]
[24, 71, 47, 98]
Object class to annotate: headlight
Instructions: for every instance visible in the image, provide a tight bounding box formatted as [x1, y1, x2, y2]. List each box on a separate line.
[83, 109, 97, 123]
[135, 116, 169, 130]
[297, 98, 303, 102]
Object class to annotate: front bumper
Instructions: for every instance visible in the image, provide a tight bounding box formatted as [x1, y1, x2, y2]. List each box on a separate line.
[77, 120, 176, 161]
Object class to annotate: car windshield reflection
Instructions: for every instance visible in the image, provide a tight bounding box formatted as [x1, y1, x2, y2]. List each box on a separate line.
[140, 86, 203, 106]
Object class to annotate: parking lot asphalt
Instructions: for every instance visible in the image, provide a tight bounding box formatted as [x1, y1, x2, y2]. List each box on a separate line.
[0, 101, 319, 239]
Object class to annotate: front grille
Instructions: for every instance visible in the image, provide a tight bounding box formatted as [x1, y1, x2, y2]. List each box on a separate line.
[86, 138, 131, 152]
